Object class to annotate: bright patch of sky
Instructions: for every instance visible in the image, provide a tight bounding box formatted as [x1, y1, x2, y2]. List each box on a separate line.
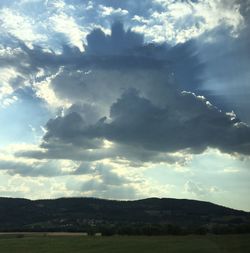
[0, 95, 52, 147]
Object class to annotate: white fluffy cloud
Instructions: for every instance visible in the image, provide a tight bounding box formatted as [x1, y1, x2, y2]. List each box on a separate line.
[133, 0, 244, 43]
[49, 12, 87, 52]
[0, 8, 47, 48]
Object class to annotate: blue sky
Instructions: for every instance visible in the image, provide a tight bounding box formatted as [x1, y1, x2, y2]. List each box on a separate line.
[0, 0, 250, 211]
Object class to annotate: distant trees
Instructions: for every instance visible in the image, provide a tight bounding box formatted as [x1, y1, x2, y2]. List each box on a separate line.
[1, 223, 250, 235]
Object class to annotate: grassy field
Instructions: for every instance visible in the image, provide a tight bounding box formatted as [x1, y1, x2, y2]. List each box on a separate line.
[0, 234, 250, 253]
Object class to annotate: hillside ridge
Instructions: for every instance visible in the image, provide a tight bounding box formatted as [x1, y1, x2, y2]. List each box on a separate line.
[0, 196, 249, 234]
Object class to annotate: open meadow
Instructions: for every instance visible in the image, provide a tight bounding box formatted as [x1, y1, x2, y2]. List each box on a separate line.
[0, 234, 250, 253]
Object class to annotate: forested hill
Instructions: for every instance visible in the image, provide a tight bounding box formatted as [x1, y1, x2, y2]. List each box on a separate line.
[0, 197, 249, 234]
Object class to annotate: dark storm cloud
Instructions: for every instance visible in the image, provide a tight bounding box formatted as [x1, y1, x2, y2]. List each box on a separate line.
[86, 22, 144, 55]
[27, 88, 250, 161]
[0, 21, 202, 137]
[7, 21, 250, 164]
[41, 23, 203, 133]
[105, 90, 250, 155]
[43, 111, 103, 149]
[53, 24, 202, 99]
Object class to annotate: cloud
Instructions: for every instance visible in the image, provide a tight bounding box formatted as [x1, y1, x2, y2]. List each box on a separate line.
[75, 179, 137, 199]
[17, 85, 250, 165]
[194, 0, 250, 124]
[78, 90, 249, 153]
[0, 144, 176, 200]
[86, 21, 144, 55]
[0, 0, 244, 51]
[132, 0, 244, 43]
[49, 12, 86, 52]
[0, 158, 66, 177]
[222, 168, 240, 174]
[7, 22, 249, 167]
[0, 8, 47, 48]
[65, 161, 174, 200]
[73, 162, 130, 185]
[0, 144, 78, 177]
[0, 67, 19, 107]
[1, 2, 250, 166]
[35, 24, 201, 107]
[43, 111, 104, 149]
[66, 162, 139, 199]
[184, 180, 219, 197]
[98, 5, 129, 17]
[0, 20, 203, 115]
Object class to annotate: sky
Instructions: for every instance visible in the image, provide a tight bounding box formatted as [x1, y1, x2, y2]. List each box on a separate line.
[0, 0, 250, 211]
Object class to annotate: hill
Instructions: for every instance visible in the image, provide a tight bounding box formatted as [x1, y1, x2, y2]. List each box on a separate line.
[0, 197, 249, 234]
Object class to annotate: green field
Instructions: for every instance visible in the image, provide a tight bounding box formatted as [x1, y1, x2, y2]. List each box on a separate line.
[0, 234, 250, 253]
